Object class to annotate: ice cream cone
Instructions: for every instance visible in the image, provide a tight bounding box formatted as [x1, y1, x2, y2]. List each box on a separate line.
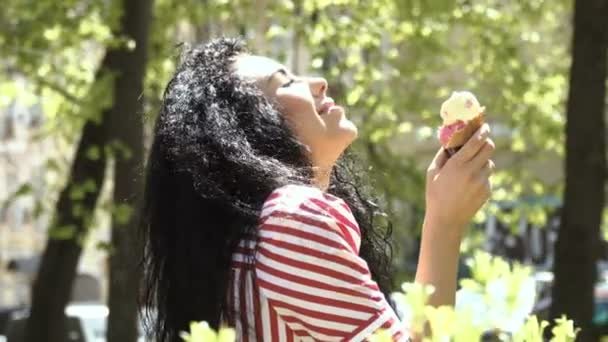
[444, 112, 485, 156]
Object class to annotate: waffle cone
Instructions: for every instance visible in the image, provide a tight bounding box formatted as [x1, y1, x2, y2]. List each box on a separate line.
[444, 113, 485, 156]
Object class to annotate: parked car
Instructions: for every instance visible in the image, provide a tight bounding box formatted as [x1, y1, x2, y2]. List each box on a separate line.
[4, 303, 150, 342]
[0, 305, 27, 337]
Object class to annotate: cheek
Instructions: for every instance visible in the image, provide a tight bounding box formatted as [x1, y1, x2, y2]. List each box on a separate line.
[278, 91, 315, 116]
[283, 109, 325, 146]
[276, 93, 323, 133]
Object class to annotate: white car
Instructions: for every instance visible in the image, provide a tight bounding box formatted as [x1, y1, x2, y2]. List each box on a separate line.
[5, 303, 149, 342]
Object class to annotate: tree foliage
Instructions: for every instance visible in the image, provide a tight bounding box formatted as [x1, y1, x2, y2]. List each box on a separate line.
[0, 1, 595, 339]
[1, 0, 573, 254]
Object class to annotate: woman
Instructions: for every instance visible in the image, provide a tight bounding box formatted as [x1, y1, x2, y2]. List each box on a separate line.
[140, 38, 495, 342]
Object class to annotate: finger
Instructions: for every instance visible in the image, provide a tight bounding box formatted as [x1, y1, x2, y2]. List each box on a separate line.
[476, 159, 495, 178]
[480, 180, 492, 203]
[452, 123, 490, 164]
[483, 175, 493, 199]
[469, 139, 496, 171]
[428, 147, 448, 174]
[475, 160, 494, 195]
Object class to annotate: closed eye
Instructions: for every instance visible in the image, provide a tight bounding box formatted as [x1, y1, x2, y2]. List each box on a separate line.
[281, 78, 299, 88]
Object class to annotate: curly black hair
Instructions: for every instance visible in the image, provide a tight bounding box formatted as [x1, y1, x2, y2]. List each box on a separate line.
[139, 37, 394, 342]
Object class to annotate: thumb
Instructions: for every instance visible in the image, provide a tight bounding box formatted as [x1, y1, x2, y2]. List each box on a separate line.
[428, 147, 448, 175]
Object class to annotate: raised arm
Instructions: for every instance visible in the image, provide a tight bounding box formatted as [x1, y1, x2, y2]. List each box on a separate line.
[415, 124, 495, 307]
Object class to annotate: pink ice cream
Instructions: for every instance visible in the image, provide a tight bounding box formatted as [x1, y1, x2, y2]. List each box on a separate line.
[439, 121, 466, 146]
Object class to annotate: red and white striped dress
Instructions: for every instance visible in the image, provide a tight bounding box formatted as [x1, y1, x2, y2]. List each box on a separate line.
[228, 184, 409, 341]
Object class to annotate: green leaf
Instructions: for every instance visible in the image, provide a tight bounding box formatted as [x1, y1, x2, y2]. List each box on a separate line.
[551, 316, 580, 342]
[49, 224, 77, 240]
[95, 241, 115, 253]
[180, 321, 235, 342]
[85, 145, 101, 161]
[1, 183, 33, 212]
[113, 203, 133, 225]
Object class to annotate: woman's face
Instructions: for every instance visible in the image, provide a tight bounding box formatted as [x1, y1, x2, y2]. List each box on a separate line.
[234, 55, 358, 168]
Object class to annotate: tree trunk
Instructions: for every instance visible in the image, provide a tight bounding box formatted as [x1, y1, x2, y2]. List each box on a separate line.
[23, 54, 112, 342]
[105, 0, 153, 341]
[550, 0, 608, 340]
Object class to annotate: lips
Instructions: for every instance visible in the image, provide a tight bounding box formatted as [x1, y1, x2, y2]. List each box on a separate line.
[316, 98, 335, 115]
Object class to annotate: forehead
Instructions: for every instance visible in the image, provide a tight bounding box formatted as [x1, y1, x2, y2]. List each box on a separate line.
[233, 55, 287, 82]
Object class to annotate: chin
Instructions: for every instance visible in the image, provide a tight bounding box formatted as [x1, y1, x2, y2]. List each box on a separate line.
[335, 126, 358, 151]
[339, 118, 358, 139]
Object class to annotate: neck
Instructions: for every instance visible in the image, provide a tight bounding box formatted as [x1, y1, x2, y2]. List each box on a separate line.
[312, 165, 333, 192]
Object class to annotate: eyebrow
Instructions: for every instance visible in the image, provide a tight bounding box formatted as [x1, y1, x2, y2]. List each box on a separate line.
[265, 68, 288, 85]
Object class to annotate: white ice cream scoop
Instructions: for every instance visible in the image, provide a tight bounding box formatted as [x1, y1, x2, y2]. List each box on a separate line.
[440, 91, 485, 125]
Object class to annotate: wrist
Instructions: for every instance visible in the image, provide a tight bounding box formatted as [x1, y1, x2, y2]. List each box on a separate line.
[422, 212, 466, 245]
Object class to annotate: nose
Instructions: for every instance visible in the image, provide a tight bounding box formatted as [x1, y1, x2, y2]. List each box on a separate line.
[309, 77, 328, 98]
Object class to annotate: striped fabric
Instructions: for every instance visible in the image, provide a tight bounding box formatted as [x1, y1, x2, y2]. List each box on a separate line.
[228, 184, 409, 341]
